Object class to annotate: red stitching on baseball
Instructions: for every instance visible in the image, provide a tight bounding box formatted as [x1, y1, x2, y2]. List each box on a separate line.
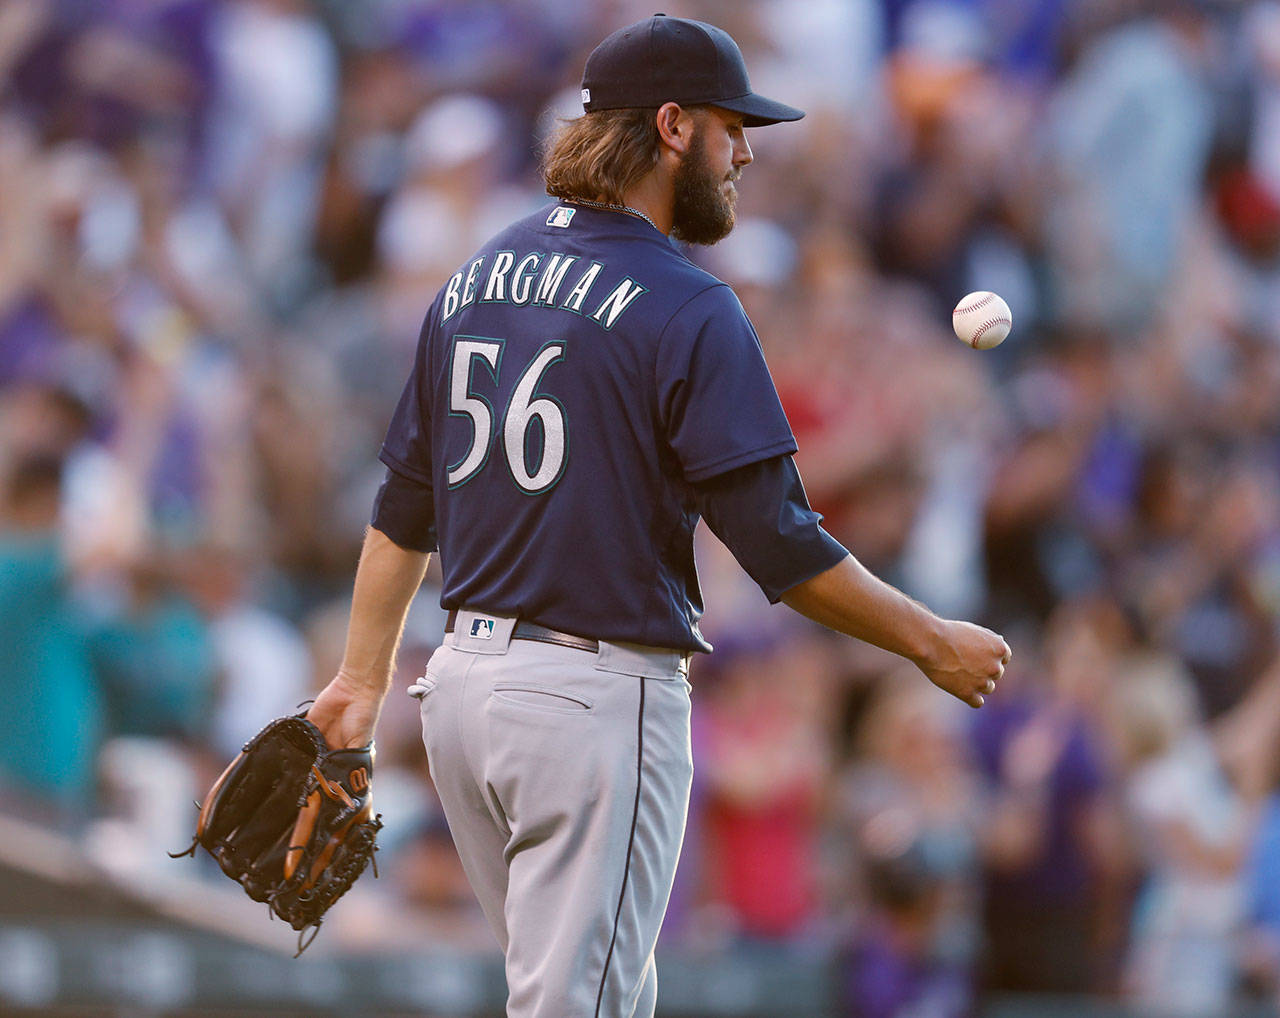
[954, 293, 996, 316]
[969, 316, 1011, 348]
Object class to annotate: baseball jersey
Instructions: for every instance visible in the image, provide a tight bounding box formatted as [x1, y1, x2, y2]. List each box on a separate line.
[378, 202, 836, 652]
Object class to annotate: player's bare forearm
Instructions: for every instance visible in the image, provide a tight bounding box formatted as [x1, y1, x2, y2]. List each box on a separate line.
[308, 526, 430, 747]
[338, 525, 431, 691]
[781, 554, 1010, 707]
[782, 554, 941, 660]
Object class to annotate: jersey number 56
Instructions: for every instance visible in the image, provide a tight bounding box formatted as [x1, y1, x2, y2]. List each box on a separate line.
[447, 337, 567, 494]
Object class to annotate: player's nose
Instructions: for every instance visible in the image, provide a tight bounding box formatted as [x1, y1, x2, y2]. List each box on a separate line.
[733, 133, 753, 168]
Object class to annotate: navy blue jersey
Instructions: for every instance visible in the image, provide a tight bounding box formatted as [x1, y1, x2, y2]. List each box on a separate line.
[379, 202, 799, 652]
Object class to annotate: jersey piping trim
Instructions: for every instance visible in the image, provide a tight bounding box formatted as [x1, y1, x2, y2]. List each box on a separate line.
[595, 677, 646, 1016]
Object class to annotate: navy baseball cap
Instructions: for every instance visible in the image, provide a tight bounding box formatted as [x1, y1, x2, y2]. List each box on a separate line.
[581, 14, 805, 127]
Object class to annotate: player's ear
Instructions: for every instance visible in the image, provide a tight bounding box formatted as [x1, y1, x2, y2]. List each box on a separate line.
[655, 102, 694, 156]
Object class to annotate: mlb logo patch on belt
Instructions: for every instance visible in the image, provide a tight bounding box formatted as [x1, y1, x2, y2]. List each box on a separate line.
[470, 617, 496, 640]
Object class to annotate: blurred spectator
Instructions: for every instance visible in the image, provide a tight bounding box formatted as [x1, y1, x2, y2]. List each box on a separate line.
[1123, 445, 1279, 717]
[699, 629, 834, 942]
[1043, 1, 1216, 329]
[842, 844, 970, 1018]
[181, 543, 312, 758]
[392, 812, 479, 916]
[206, 0, 338, 295]
[86, 559, 216, 740]
[0, 453, 100, 813]
[972, 601, 1131, 995]
[1237, 667, 1280, 1009]
[375, 91, 540, 343]
[1246, 1, 1280, 209]
[1111, 652, 1248, 1017]
[834, 673, 983, 1018]
[983, 332, 1118, 620]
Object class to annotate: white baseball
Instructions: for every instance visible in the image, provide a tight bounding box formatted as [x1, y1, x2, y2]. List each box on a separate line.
[952, 291, 1012, 350]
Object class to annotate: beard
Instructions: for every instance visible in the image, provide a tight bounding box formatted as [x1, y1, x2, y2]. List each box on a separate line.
[670, 127, 738, 246]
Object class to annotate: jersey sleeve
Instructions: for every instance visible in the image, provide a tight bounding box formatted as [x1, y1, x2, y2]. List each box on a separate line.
[378, 306, 437, 485]
[692, 454, 848, 602]
[371, 465, 437, 552]
[657, 284, 797, 482]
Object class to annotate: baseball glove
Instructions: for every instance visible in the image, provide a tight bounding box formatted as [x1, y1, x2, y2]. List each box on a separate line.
[171, 714, 382, 954]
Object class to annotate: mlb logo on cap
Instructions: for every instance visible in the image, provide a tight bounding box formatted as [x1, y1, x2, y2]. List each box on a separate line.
[470, 618, 495, 640]
[547, 206, 576, 228]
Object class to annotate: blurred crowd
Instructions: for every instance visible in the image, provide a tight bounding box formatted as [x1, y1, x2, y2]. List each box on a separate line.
[4, 0, 1280, 1014]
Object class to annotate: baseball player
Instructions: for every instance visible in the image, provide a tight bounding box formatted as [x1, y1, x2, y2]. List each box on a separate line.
[307, 15, 1010, 1018]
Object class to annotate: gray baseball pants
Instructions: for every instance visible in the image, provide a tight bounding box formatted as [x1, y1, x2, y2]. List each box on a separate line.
[410, 610, 694, 1018]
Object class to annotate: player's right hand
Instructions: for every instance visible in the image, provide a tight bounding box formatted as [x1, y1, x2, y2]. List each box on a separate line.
[916, 619, 1011, 708]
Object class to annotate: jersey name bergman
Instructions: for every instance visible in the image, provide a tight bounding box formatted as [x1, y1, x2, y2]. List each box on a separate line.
[439, 250, 648, 331]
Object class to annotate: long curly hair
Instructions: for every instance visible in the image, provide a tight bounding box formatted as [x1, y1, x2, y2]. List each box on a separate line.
[541, 108, 661, 206]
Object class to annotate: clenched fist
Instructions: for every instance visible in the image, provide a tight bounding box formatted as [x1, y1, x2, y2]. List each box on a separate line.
[915, 619, 1011, 708]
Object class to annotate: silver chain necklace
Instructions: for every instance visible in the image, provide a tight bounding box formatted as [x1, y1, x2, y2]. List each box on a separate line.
[569, 198, 660, 232]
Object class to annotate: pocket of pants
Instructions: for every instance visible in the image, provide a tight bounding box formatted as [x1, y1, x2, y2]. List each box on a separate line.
[490, 682, 593, 715]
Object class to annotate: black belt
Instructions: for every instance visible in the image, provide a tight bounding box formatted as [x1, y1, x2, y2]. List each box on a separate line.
[445, 609, 599, 654]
